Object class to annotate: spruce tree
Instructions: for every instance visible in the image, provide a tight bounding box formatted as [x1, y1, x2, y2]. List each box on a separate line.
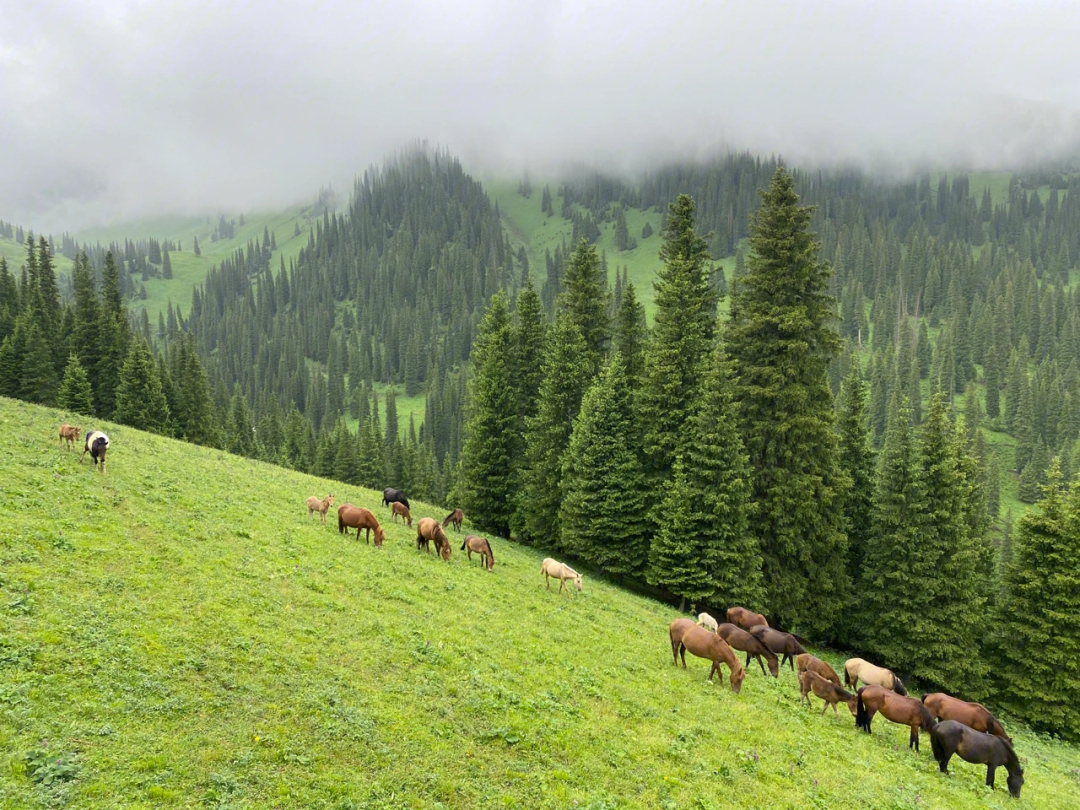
[614, 282, 647, 387]
[559, 356, 650, 576]
[226, 385, 257, 457]
[19, 318, 57, 404]
[726, 167, 848, 636]
[114, 339, 170, 434]
[560, 239, 609, 373]
[512, 278, 546, 427]
[57, 353, 94, 415]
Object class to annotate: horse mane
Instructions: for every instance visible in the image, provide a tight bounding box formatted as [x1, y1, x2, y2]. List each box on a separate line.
[918, 701, 938, 731]
[483, 538, 494, 563]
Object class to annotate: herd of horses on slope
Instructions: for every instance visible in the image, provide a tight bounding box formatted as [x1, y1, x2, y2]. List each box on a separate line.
[674, 607, 1024, 798]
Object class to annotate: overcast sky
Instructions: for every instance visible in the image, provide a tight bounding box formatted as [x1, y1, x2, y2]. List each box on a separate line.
[3, 0, 1080, 230]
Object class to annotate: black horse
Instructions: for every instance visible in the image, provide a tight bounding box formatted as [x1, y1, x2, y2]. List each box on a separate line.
[930, 720, 1023, 798]
[382, 488, 409, 510]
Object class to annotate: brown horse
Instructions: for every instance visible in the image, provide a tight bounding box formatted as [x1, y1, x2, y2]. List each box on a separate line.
[669, 619, 746, 694]
[337, 505, 385, 546]
[922, 693, 1011, 742]
[748, 626, 806, 670]
[799, 670, 858, 717]
[306, 493, 335, 524]
[726, 606, 768, 632]
[460, 535, 494, 571]
[390, 501, 412, 527]
[796, 653, 842, 687]
[442, 508, 464, 531]
[843, 658, 908, 696]
[856, 685, 937, 751]
[59, 423, 81, 449]
[416, 517, 451, 560]
[716, 623, 779, 677]
[930, 720, 1024, 798]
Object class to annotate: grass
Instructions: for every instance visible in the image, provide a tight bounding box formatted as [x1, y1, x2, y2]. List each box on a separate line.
[2, 395, 1080, 809]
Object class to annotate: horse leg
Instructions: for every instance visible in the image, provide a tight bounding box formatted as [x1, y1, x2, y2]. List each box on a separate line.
[986, 765, 996, 790]
[545, 573, 550, 589]
[909, 726, 919, 751]
[755, 655, 766, 677]
[831, 702, 840, 718]
[745, 651, 752, 667]
[821, 701, 829, 715]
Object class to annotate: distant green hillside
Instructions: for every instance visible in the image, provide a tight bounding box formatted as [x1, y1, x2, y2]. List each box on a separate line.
[1, 395, 1077, 809]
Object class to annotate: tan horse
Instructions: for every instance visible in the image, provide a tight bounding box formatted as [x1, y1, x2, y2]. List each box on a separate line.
[416, 517, 451, 560]
[338, 504, 385, 546]
[856, 685, 937, 751]
[390, 501, 412, 527]
[59, 423, 81, 449]
[669, 619, 746, 693]
[540, 558, 581, 595]
[799, 670, 858, 717]
[460, 535, 494, 571]
[922, 693, 1011, 742]
[726, 606, 768, 632]
[844, 657, 907, 696]
[306, 493, 335, 524]
[442, 508, 464, 531]
[796, 653, 842, 687]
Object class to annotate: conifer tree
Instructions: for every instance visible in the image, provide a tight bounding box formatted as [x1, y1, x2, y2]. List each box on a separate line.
[57, 353, 94, 415]
[94, 252, 128, 417]
[512, 278, 546, 427]
[560, 239, 609, 373]
[614, 282, 647, 387]
[176, 334, 221, 447]
[162, 248, 173, 279]
[114, 339, 170, 433]
[226, 384, 257, 457]
[19, 318, 57, 404]
[726, 167, 848, 636]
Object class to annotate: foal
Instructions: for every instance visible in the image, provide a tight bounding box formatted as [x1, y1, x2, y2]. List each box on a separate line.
[306, 494, 335, 524]
[799, 670, 857, 718]
[390, 501, 412, 527]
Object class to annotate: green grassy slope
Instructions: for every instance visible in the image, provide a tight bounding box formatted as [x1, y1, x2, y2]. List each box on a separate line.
[0, 237, 74, 280]
[1, 396, 1077, 809]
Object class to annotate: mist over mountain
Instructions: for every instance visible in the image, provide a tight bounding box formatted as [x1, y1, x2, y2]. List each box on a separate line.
[2, 0, 1079, 230]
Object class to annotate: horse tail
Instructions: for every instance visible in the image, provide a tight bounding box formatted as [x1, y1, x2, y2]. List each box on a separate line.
[856, 687, 868, 731]
[338, 512, 345, 533]
[892, 674, 908, 696]
[930, 725, 946, 765]
[460, 538, 467, 551]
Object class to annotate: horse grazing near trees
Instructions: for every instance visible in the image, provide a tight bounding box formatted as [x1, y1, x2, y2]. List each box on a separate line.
[390, 501, 412, 527]
[930, 720, 1024, 798]
[922, 693, 1011, 742]
[695, 613, 719, 632]
[726, 607, 768, 632]
[306, 494, 335, 524]
[416, 517, 451, 560]
[796, 653, 842, 687]
[843, 658, 908, 696]
[382, 488, 409, 509]
[460, 535, 494, 571]
[59, 424, 81, 449]
[338, 505, 385, 546]
[748, 626, 806, 670]
[80, 431, 110, 472]
[669, 619, 746, 694]
[539, 558, 582, 595]
[716, 623, 779, 677]
[799, 670, 858, 718]
[856, 684, 937, 751]
[442, 508, 464, 531]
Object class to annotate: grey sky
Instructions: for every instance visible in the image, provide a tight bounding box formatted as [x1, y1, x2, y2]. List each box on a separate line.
[3, 0, 1079, 230]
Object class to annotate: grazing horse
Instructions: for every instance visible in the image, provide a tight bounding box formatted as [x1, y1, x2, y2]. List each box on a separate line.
[59, 424, 81, 449]
[930, 720, 1023, 798]
[442, 508, 464, 531]
[843, 658, 908, 696]
[748, 626, 806, 670]
[856, 684, 937, 751]
[382, 488, 409, 510]
[695, 612, 719, 632]
[796, 653, 842, 687]
[669, 619, 746, 694]
[460, 535, 494, 571]
[799, 670, 858, 718]
[716, 623, 779, 677]
[416, 517, 451, 560]
[726, 606, 768, 632]
[306, 493, 335, 524]
[539, 558, 582, 595]
[922, 693, 1011, 742]
[80, 430, 110, 472]
[338, 505, 385, 546]
[390, 501, 412, 527]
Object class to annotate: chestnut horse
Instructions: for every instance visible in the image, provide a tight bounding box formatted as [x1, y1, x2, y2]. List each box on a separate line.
[843, 658, 908, 696]
[748, 626, 806, 670]
[338, 504, 385, 546]
[442, 508, 464, 531]
[716, 623, 779, 677]
[799, 670, 858, 718]
[669, 619, 746, 694]
[796, 653, 842, 687]
[930, 720, 1023, 798]
[856, 684, 937, 751]
[390, 501, 412, 527]
[59, 423, 81, 449]
[416, 517, 451, 560]
[460, 535, 494, 571]
[922, 693, 1011, 742]
[726, 606, 768, 632]
[306, 493, 335, 524]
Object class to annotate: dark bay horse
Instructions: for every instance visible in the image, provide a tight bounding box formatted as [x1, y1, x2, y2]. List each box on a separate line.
[390, 501, 412, 527]
[716, 623, 779, 677]
[930, 720, 1023, 798]
[922, 693, 1011, 742]
[799, 670, 858, 718]
[416, 517, 451, 560]
[669, 619, 746, 693]
[461, 535, 494, 571]
[748, 626, 806, 670]
[382, 488, 409, 509]
[856, 685, 937, 751]
[442, 508, 464, 531]
[338, 504, 385, 546]
[726, 606, 768, 632]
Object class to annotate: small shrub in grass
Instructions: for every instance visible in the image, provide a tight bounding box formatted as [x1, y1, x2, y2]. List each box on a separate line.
[23, 746, 79, 786]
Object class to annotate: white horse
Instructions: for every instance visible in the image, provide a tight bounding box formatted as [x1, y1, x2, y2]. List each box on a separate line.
[695, 612, 719, 633]
[540, 558, 582, 595]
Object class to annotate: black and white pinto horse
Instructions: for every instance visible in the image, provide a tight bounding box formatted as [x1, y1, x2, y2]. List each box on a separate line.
[80, 431, 110, 472]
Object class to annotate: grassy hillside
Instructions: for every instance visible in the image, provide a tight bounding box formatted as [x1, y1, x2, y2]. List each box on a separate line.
[1, 396, 1078, 809]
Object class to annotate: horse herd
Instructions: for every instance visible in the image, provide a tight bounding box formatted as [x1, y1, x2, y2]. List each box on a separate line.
[675, 608, 1024, 798]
